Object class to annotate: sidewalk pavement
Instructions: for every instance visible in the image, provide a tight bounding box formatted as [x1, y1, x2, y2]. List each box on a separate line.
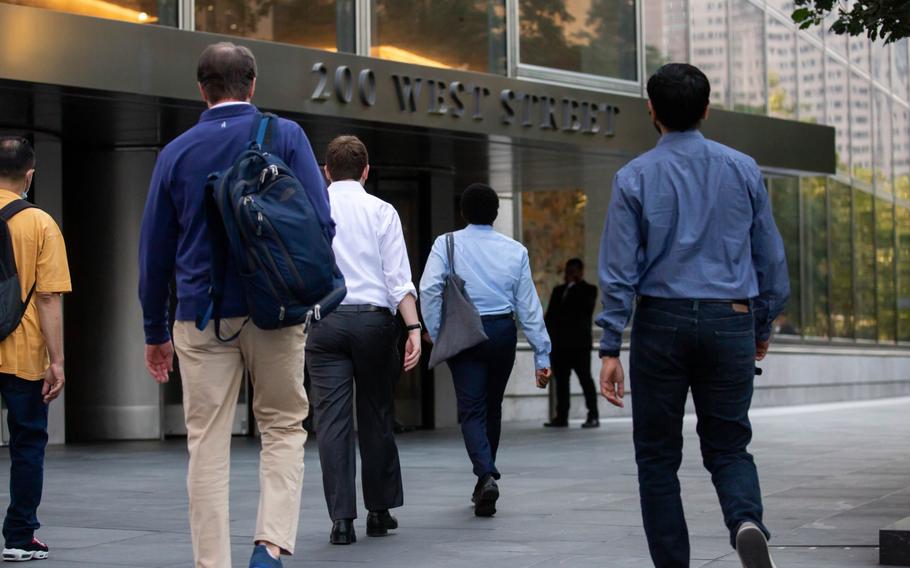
[2, 397, 909, 567]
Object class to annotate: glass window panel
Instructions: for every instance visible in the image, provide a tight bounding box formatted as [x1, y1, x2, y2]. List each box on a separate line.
[798, 39, 825, 123]
[801, 177, 829, 337]
[1, 0, 176, 25]
[894, 40, 909, 103]
[730, 0, 766, 114]
[195, 0, 348, 51]
[829, 179, 854, 338]
[898, 204, 910, 341]
[767, 0, 793, 16]
[876, 198, 896, 341]
[853, 190, 876, 339]
[895, 103, 910, 201]
[690, 0, 729, 108]
[849, 35, 870, 73]
[871, 40, 890, 88]
[826, 58, 850, 175]
[874, 90, 892, 193]
[767, 16, 797, 119]
[521, 190, 587, 304]
[825, 13, 847, 56]
[644, 0, 689, 75]
[372, 0, 506, 73]
[518, 0, 638, 80]
[850, 72, 873, 183]
[770, 177, 802, 334]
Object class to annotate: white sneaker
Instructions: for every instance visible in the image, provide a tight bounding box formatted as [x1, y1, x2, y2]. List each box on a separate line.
[735, 522, 777, 568]
[2, 538, 49, 562]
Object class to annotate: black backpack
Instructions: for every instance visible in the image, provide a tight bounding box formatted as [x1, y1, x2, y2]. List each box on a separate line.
[0, 199, 36, 342]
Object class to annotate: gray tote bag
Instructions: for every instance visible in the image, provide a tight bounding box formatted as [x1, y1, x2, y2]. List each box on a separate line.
[427, 233, 489, 369]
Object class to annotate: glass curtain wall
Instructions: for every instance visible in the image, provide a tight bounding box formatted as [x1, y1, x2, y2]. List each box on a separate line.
[1, 0, 177, 25]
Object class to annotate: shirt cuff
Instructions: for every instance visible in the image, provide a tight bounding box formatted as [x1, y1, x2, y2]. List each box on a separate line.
[599, 330, 623, 356]
[755, 323, 773, 343]
[535, 353, 550, 370]
[388, 285, 418, 311]
[144, 324, 171, 345]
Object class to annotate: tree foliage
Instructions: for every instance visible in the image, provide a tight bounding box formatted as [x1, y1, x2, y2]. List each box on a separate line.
[791, 0, 910, 44]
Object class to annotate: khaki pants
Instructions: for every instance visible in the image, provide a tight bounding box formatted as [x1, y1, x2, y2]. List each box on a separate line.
[173, 318, 308, 568]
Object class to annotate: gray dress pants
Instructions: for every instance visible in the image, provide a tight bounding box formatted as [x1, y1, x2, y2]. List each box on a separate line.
[305, 309, 404, 521]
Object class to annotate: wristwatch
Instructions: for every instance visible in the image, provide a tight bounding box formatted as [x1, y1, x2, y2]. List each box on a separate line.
[406, 323, 423, 333]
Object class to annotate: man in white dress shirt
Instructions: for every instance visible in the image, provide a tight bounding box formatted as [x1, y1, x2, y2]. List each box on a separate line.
[305, 136, 422, 545]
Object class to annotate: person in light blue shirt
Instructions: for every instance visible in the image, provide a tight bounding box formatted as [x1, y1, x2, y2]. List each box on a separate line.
[419, 183, 551, 518]
[596, 63, 788, 568]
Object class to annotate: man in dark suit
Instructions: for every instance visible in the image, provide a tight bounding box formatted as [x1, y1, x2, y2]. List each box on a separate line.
[544, 258, 600, 428]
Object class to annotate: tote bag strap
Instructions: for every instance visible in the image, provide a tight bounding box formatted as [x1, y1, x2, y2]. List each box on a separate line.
[446, 232, 457, 277]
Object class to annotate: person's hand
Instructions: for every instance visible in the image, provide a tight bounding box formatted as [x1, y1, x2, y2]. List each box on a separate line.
[600, 357, 625, 408]
[535, 368, 552, 389]
[42, 362, 65, 404]
[403, 331, 422, 372]
[755, 339, 770, 361]
[145, 341, 174, 384]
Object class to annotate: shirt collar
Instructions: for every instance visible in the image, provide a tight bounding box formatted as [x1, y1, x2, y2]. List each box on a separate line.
[657, 129, 704, 146]
[465, 224, 495, 232]
[328, 180, 365, 193]
[199, 102, 257, 123]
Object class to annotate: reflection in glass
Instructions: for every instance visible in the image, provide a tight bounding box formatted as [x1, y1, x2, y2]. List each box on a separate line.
[766, 16, 796, 119]
[895, 104, 910, 201]
[826, 58, 850, 176]
[876, 198, 896, 341]
[769, 177, 801, 334]
[873, 91, 892, 193]
[872, 41, 890, 88]
[690, 0, 728, 108]
[372, 0, 506, 72]
[519, 0, 638, 80]
[802, 177, 829, 337]
[644, 0, 689, 75]
[898, 205, 910, 341]
[1, 0, 176, 25]
[195, 0, 348, 51]
[854, 190, 875, 340]
[521, 190, 586, 306]
[894, 40, 909, 102]
[850, 34, 870, 72]
[828, 180, 854, 338]
[850, 73, 873, 184]
[798, 40, 825, 123]
[825, 12, 847, 56]
[730, 0, 765, 113]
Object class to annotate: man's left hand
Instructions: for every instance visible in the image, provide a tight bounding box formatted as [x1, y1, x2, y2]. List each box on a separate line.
[403, 331, 422, 372]
[43, 362, 65, 404]
[755, 339, 770, 361]
[535, 368, 552, 389]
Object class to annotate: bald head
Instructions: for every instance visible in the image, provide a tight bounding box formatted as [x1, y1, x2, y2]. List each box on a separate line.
[196, 42, 257, 105]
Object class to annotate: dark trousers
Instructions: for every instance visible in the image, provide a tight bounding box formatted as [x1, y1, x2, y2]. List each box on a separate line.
[630, 299, 769, 568]
[305, 310, 404, 521]
[0, 373, 48, 548]
[552, 348, 598, 420]
[447, 317, 517, 480]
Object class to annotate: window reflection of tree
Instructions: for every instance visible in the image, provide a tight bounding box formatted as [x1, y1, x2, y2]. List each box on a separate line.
[195, 0, 339, 50]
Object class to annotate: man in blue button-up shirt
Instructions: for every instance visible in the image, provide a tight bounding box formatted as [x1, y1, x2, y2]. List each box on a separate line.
[596, 64, 788, 568]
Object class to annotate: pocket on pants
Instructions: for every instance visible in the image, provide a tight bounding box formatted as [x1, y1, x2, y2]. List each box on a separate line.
[712, 328, 755, 379]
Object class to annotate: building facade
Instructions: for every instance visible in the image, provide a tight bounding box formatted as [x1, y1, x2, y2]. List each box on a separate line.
[0, 0, 905, 441]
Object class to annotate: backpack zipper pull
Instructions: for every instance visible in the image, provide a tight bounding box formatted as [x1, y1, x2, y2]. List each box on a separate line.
[256, 211, 263, 236]
[279, 306, 286, 321]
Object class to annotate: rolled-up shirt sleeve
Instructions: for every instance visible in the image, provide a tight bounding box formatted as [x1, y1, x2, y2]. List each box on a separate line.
[747, 165, 790, 341]
[514, 248, 551, 370]
[418, 236, 447, 342]
[596, 170, 643, 356]
[379, 205, 417, 310]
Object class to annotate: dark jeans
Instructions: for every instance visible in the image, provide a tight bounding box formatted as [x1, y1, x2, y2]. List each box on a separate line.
[448, 317, 517, 480]
[0, 373, 48, 548]
[306, 310, 404, 521]
[552, 348, 598, 420]
[630, 299, 769, 568]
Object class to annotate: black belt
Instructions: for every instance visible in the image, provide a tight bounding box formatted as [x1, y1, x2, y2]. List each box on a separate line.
[334, 304, 392, 315]
[639, 296, 751, 308]
[481, 312, 514, 321]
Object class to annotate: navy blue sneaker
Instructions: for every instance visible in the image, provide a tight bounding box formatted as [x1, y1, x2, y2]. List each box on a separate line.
[249, 545, 282, 568]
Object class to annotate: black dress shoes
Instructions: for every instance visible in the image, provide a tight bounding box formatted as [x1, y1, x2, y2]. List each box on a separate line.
[366, 510, 398, 537]
[581, 416, 600, 429]
[330, 519, 356, 545]
[543, 418, 568, 428]
[473, 474, 499, 517]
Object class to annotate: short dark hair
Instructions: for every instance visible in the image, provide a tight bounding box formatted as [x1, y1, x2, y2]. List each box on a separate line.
[566, 258, 584, 271]
[197, 42, 257, 103]
[326, 136, 369, 181]
[0, 137, 35, 180]
[646, 63, 711, 131]
[461, 183, 499, 225]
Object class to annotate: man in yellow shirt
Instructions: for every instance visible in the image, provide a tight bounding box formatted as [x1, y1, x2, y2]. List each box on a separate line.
[0, 137, 70, 563]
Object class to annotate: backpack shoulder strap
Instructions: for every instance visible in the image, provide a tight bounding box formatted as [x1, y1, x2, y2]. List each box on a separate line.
[249, 112, 277, 151]
[0, 199, 35, 222]
[445, 232, 456, 277]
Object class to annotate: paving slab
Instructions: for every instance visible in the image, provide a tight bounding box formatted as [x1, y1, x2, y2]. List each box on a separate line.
[1, 397, 909, 567]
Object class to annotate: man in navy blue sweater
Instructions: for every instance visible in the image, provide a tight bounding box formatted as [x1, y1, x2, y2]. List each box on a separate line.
[138, 43, 333, 568]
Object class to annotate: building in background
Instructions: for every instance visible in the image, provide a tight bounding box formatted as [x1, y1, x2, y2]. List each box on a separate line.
[0, 0, 905, 442]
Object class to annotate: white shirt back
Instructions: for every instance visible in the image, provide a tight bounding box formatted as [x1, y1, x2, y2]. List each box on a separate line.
[328, 180, 416, 310]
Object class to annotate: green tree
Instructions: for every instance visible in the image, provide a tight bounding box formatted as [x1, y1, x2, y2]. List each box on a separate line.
[791, 0, 910, 44]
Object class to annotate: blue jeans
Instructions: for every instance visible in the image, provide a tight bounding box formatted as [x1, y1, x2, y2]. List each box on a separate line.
[630, 299, 769, 568]
[0, 374, 48, 548]
[447, 317, 517, 480]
